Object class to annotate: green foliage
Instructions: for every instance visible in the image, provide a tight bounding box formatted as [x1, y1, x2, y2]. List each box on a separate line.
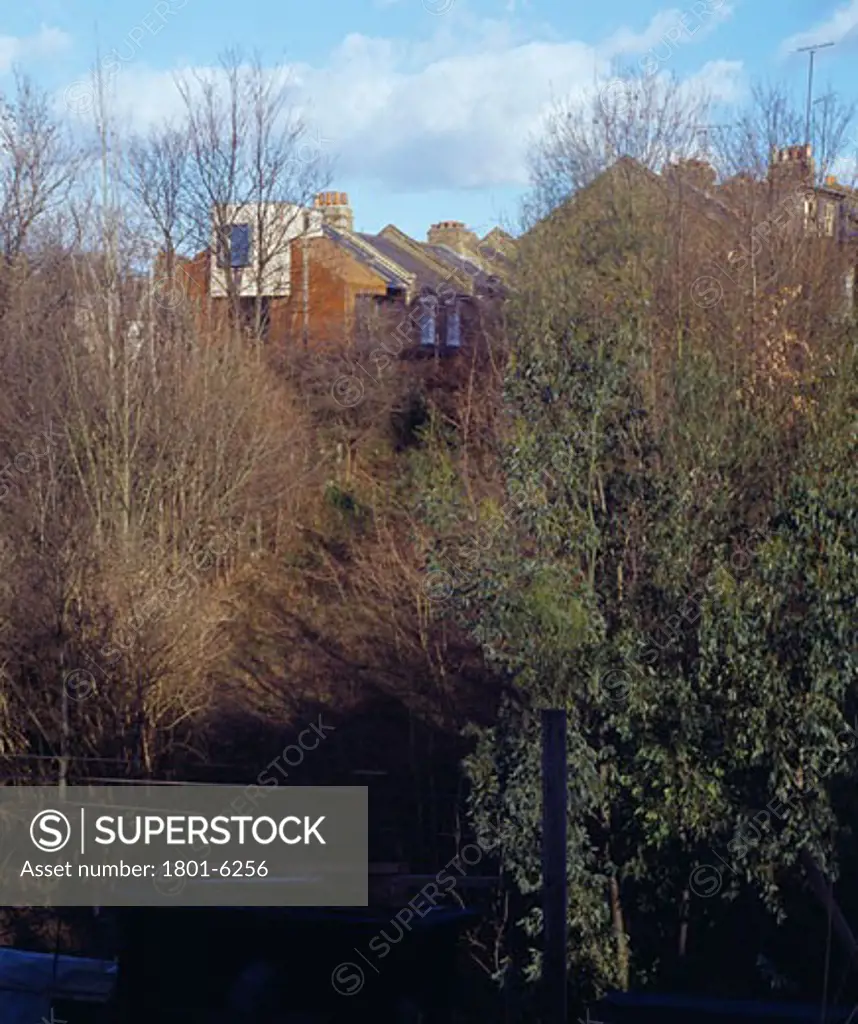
[418, 261, 858, 1005]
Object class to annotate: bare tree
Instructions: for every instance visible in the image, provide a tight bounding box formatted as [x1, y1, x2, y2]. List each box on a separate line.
[0, 70, 78, 263]
[810, 88, 858, 185]
[125, 122, 193, 271]
[712, 81, 856, 185]
[174, 48, 331, 338]
[525, 70, 710, 222]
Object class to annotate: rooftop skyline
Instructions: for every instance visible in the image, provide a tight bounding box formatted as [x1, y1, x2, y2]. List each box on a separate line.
[4, 0, 858, 237]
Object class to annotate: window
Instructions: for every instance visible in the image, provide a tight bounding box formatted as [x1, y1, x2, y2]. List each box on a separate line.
[446, 301, 461, 347]
[803, 197, 817, 233]
[419, 296, 436, 346]
[355, 294, 380, 338]
[230, 223, 251, 266]
[824, 202, 836, 237]
[217, 223, 251, 268]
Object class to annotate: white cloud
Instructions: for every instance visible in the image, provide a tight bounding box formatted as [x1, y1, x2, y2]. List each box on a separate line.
[0, 26, 72, 75]
[780, 0, 858, 53]
[832, 154, 858, 186]
[683, 58, 745, 104]
[603, 1, 733, 60]
[60, 9, 745, 192]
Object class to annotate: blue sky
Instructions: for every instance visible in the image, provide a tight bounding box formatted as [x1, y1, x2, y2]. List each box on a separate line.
[3, 0, 858, 239]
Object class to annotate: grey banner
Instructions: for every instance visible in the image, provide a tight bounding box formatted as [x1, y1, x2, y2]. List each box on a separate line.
[0, 786, 367, 906]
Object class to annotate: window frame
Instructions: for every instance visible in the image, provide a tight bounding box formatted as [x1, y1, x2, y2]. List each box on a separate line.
[419, 295, 437, 347]
[823, 202, 836, 237]
[217, 222, 252, 269]
[446, 300, 461, 348]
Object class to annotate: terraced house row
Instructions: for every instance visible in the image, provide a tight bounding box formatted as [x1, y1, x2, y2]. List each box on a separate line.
[169, 192, 515, 354]
[161, 142, 857, 368]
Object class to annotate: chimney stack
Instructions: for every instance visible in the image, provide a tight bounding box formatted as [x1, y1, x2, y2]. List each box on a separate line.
[769, 144, 815, 187]
[314, 191, 354, 233]
[427, 220, 479, 254]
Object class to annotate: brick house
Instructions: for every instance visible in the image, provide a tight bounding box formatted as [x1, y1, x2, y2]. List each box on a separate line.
[717, 144, 858, 315]
[532, 145, 858, 324]
[167, 192, 513, 355]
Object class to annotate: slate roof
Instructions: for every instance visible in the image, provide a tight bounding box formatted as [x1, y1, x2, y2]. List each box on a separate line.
[474, 243, 512, 270]
[425, 244, 507, 293]
[357, 232, 449, 291]
[323, 224, 412, 291]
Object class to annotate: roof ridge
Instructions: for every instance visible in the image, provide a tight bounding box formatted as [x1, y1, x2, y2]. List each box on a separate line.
[332, 226, 415, 286]
[379, 225, 473, 290]
[434, 242, 488, 274]
[482, 226, 514, 243]
[379, 225, 457, 273]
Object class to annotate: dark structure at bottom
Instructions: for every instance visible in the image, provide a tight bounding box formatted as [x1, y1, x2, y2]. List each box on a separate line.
[113, 905, 476, 1023]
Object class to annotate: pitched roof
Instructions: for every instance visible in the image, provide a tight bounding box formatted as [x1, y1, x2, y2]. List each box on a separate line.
[324, 219, 511, 297]
[424, 243, 505, 293]
[377, 224, 501, 293]
[357, 230, 449, 291]
[529, 154, 743, 241]
[482, 227, 515, 251]
[323, 224, 414, 292]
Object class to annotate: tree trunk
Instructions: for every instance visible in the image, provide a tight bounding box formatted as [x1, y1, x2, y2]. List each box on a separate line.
[678, 887, 690, 957]
[609, 874, 630, 989]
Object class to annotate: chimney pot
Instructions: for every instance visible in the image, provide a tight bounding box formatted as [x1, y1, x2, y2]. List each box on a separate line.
[313, 189, 353, 232]
[427, 219, 479, 253]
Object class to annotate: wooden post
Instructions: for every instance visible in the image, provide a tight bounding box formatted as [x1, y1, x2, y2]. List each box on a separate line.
[542, 709, 567, 1024]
